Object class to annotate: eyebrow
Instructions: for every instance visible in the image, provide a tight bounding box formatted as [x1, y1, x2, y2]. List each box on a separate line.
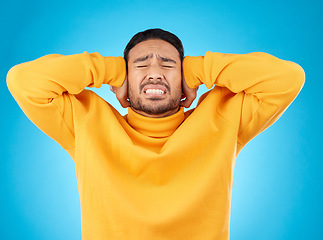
[133, 54, 177, 64]
[159, 56, 177, 64]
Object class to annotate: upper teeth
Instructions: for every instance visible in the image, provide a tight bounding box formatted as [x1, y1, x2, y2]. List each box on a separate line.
[145, 89, 165, 94]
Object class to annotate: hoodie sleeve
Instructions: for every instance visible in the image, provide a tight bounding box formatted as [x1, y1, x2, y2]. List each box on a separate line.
[183, 51, 305, 146]
[7, 51, 126, 151]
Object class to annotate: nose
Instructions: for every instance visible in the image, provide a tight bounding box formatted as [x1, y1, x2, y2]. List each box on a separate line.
[146, 64, 164, 81]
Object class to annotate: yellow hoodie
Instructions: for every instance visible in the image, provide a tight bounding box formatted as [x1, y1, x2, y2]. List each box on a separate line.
[7, 51, 304, 239]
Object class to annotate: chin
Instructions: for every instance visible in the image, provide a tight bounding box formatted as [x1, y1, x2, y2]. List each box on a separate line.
[129, 95, 181, 116]
[132, 103, 180, 117]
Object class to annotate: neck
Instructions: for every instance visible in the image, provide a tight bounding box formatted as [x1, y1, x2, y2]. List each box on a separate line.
[126, 107, 185, 138]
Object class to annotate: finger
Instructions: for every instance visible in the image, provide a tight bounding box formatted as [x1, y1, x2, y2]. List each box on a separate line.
[181, 91, 197, 108]
[180, 99, 188, 108]
[180, 98, 192, 108]
[118, 97, 130, 108]
[110, 86, 116, 94]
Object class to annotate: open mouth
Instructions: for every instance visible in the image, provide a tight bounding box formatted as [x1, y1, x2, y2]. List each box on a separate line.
[142, 84, 168, 96]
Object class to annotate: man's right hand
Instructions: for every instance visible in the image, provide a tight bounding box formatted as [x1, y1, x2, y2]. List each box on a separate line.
[110, 76, 130, 108]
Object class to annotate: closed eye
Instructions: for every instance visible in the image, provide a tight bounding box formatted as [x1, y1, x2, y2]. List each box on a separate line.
[137, 65, 148, 68]
[162, 65, 174, 68]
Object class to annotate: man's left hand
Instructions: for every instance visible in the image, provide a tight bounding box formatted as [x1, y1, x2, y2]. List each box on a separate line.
[180, 76, 198, 108]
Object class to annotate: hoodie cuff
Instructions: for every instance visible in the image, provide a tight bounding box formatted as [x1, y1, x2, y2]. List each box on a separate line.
[183, 56, 205, 89]
[103, 56, 126, 87]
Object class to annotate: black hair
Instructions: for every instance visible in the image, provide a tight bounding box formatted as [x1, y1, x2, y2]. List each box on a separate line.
[123, 28, 184, 64]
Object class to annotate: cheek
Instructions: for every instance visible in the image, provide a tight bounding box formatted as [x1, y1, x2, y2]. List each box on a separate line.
[127, 71, 142, 90]
[168, 72, 182, 88]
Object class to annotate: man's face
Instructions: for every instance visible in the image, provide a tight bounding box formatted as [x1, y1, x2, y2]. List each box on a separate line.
[127, 39, 182, 118]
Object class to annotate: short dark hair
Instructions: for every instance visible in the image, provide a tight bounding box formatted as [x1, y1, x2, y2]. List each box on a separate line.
[123, 28, 184, 64]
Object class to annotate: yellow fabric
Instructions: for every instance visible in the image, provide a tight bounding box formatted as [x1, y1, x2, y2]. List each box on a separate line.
[7, 51, 305, 239]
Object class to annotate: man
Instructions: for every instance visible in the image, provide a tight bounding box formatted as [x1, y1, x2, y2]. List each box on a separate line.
[7, 28, 305, 239]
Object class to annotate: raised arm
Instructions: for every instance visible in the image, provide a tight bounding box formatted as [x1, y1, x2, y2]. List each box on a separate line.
[7, 52, 126, 150]
[183, 51, 305, 146]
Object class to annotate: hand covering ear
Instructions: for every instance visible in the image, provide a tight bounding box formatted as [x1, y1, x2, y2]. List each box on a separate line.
[180, 75, 198, 108]
[110, 76, 130, 108]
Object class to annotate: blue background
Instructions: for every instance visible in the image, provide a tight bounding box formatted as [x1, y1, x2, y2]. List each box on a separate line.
[1, 0, 322, 239]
